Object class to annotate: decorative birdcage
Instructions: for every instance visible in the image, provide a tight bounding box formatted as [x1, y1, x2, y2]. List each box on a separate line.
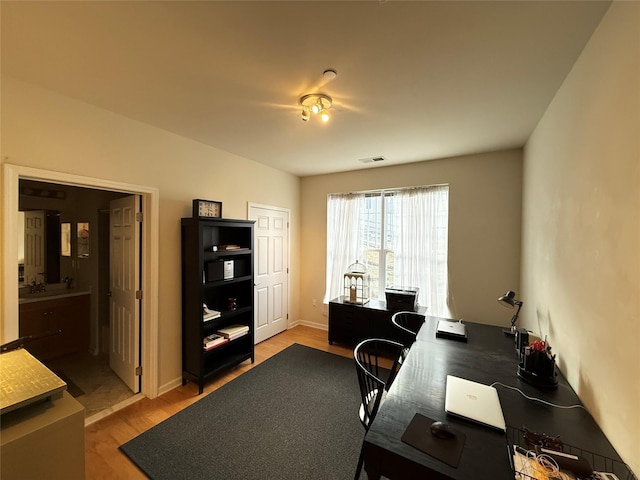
[343, 261, 370, 305]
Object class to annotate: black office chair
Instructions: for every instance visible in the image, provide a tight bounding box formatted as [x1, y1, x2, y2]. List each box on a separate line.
[353, 338, 404, 480]
[391, 310, 426, 362]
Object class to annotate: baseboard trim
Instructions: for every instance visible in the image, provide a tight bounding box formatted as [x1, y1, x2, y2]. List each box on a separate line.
[288, 320, 328, 331]
[158, 377, 183, 397]
[85, 393, 145, 426]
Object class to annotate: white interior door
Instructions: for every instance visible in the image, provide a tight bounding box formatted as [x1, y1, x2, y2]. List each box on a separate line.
[23, 210, 46, 285]
[250, 205, 289, 344]
[109, 195, 140, 393]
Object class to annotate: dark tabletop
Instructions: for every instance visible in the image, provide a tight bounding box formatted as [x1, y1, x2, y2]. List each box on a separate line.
[362, 317, 622, 480]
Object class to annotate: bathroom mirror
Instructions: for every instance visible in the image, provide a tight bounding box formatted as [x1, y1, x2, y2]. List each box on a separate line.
[18, 210, 61, 285]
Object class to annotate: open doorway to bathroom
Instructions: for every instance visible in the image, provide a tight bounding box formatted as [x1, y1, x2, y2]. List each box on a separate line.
[3, 163, 160, 423]
[17, 179, 137, 418]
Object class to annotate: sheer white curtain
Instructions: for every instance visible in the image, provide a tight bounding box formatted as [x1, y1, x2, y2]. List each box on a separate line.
[323, 192, 366, 304]
[392, 185, 450, 317]
[323, 185, 450, 317]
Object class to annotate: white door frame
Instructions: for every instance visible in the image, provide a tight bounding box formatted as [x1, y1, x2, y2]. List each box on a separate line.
[2, 164, 160, 399]
[248, 202, 291, 340]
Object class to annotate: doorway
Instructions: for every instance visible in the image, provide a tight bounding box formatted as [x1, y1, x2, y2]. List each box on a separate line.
[2, 163, 160, 420]
[17, 180, 137, 417]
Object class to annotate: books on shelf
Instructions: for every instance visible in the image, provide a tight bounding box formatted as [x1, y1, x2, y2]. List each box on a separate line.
[227, 331, 248, 341]
[203, 306, 221, 322]
[203, 311, 221, 321]
[203, 333, 228, 350]
[217, 324, 249, 341]
[211, 244, 248, 252]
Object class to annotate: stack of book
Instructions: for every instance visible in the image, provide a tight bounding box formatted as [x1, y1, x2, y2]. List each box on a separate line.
[211, 244, 248, 252]
[203, 333, 228, 351]
[217, 324, 249, 341]
[203, 306, 221, 322]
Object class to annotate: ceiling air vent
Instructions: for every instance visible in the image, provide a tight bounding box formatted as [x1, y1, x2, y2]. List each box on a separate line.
[359, 156, 386, 164]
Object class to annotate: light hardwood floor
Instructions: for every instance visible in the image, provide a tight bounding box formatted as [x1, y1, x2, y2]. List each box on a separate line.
[85, 325, 354, 479]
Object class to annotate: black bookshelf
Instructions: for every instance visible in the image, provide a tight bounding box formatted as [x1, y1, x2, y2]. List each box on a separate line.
[181, 217, 255, 394]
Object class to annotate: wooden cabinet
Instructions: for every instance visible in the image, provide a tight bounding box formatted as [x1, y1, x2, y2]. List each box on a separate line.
[328, 296, 427, 346]
[19, 294, 90, 361]
[181, 217, 255, 394]
[1, 392, 85, 480]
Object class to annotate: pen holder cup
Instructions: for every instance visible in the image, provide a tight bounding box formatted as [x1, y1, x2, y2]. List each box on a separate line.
[522, 350, 555, 378]
[518, 349, 558, 389]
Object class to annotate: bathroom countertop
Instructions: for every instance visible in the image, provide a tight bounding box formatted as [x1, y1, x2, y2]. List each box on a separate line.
[18, 289, 91, 304]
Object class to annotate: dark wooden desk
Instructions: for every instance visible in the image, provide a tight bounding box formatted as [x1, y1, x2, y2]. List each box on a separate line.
[362, 317, 623, 479]
[328, 296, 427, 347]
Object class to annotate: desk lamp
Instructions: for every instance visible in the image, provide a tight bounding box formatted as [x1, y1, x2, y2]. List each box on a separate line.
[498, 290, 523, 336]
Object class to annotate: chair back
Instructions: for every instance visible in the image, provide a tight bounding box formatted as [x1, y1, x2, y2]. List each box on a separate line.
[353, 338, 404, 430]
[391, 311, 426, 347]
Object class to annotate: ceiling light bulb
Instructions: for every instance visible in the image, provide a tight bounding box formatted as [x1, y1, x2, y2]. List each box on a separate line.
[321, 111, 330, 122]
[312, 101, 322, 115]
[301, 108, 310, 121]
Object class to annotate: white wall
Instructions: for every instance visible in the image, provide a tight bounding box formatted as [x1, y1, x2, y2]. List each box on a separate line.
[1, 76, 301, 392]
[299, 149, 523, 328]
[522, 2, 639, 472]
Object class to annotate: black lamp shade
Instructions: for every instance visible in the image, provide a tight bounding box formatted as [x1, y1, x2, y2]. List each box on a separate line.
[498, 290, 517, 308]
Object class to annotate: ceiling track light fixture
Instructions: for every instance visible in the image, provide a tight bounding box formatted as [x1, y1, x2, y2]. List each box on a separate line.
[299, 93, 332, 123]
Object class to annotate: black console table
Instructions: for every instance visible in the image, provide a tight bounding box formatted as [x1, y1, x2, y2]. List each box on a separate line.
[328, 296, 426, 346]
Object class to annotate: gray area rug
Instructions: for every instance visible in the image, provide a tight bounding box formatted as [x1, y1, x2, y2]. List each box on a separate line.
[120, 344, 364, 479]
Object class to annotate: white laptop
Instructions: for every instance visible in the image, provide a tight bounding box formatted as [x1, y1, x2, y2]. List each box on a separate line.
[444, 375, 506, 431]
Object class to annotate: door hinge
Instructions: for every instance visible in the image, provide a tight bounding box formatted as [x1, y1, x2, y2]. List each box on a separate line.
[135, 366, 142, 376]
[136, 290, 143, 300]
[136, 212, 143, 222]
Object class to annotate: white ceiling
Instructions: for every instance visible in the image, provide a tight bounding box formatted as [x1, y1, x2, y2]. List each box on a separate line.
[1, 1, 611, 177]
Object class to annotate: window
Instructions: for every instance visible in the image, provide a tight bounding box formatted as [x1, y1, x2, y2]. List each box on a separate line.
[324, 185, 450, 317]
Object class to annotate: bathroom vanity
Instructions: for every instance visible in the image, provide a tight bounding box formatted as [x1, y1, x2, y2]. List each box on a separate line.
[19, 290, 90, 361]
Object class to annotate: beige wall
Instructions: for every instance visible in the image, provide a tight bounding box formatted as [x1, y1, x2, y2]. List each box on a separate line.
[1, 76, 301, 392]
[522, 1, 639, 473]
[299, 149, 523, 328]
